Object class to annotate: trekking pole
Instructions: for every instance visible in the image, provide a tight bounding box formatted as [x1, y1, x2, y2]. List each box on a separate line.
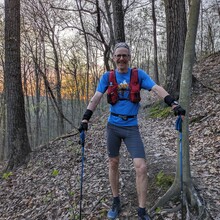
[79, 130, 85, 220]
[175, 115, 184, 220]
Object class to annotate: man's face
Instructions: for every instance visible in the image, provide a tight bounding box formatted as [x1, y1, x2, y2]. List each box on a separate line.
[113, 47, 130, 73]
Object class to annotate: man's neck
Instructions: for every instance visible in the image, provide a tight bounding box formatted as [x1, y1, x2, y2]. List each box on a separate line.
[117, 67, 129, 73]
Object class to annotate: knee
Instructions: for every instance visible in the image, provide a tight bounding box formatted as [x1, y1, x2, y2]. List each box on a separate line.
[137, 165, 147, 176]
[109, 157, 119, 170]
[135, 160, 147, 176]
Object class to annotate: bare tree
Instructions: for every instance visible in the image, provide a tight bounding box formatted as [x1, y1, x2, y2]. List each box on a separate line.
[75, 0, 91, 104]
[23, 0, 67, 136]
[4, 0, 31, 170]
[96, 0, 111, 70]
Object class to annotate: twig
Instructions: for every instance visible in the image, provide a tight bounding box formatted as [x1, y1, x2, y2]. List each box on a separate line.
[89, 194, 106, 212]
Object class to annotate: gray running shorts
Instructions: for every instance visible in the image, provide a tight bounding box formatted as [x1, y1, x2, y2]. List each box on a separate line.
[107, 122, 146, 159]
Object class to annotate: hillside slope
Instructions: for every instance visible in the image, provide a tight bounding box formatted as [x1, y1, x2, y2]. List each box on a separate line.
[0, 53, 219, 220]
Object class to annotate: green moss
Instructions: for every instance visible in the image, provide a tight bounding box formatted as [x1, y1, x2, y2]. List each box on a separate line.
[156, 171, 174, 189]
[148, 102, 171, 118]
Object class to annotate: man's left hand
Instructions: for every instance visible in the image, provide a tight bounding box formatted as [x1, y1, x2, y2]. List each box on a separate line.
[173, 105, 186, 116]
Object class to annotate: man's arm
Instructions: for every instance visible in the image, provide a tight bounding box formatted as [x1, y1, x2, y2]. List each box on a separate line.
[151, 85, 169, 99]
[151, 85, 186, 116]
[82, 91, 104, 123]
[151, 85, 177, 108]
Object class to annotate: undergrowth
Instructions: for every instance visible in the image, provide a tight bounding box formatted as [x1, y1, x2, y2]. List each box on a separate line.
[148, 102, 172, 118]
[156, 170, 174, 189]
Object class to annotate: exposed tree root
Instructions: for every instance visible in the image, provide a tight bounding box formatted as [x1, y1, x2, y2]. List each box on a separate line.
[150, 179, 180, 212]
[163, 203, 181, 213]
[150, 181, 214, 220]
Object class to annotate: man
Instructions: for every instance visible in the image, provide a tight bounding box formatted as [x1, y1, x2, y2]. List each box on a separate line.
[79, 42, 185, 220]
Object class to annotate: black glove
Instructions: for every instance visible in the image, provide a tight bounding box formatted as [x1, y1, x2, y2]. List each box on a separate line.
[78, 122, 88, 132]
[78, 109, 93, 132]
[173, 105, 186, 116]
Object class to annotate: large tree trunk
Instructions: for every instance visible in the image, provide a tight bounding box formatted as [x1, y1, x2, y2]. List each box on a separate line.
[4, 0, 31, 170]
[111, 0, 125, 43]
[164, 0, 187, 99]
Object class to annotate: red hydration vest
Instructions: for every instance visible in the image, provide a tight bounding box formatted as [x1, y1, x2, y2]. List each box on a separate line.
[107, 68, 141, 105]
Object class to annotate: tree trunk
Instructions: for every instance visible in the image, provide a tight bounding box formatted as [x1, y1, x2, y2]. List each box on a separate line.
[96, 0, 111, 71]
[164, 0, 187, 99]
[22, 57, 33, 147]
[34, 58, 41, 147]
[151, 1, 210, 218]
[179, 0, 200, 203]
[43, 41, 50, 146]
[104, 0, 115, 46]
[111, 0, 125, 43]
[4, 0, 31, 170]
[0, 92, 6, 160]
[54, 46, 64, 136]
[152, 0, 159, 84]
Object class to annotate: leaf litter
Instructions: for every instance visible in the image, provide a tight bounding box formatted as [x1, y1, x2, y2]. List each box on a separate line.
[0, 54, 220, 220]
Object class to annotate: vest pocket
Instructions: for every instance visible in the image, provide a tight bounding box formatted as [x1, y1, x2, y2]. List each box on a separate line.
[107, 85, 118, 105]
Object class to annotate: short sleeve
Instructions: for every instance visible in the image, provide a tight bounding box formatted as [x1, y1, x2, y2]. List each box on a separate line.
[138, 69, 156, 90]
[96, 71, 110, 94]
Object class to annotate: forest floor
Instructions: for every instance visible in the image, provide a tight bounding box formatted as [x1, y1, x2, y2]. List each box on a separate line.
[0, 53, 219, 220]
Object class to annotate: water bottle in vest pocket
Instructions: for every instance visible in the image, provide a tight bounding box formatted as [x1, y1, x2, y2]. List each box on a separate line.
[129, 68, 141, 103]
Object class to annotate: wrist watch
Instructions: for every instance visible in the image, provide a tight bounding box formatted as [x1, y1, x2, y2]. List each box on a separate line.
[171, 101, 179, 106]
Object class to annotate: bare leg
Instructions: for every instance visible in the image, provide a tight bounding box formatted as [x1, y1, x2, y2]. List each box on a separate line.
[109, 156, 120, 197]
[133, 158, 148, 208]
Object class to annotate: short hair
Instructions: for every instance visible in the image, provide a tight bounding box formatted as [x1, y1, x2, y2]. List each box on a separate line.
[113, 42, 130, 55]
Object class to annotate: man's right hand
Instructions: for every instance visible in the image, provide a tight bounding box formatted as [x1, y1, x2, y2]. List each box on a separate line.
[78, 122, 88, 132]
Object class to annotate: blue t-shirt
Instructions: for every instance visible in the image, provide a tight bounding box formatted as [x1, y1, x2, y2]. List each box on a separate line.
[97, 68, 156, 126]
